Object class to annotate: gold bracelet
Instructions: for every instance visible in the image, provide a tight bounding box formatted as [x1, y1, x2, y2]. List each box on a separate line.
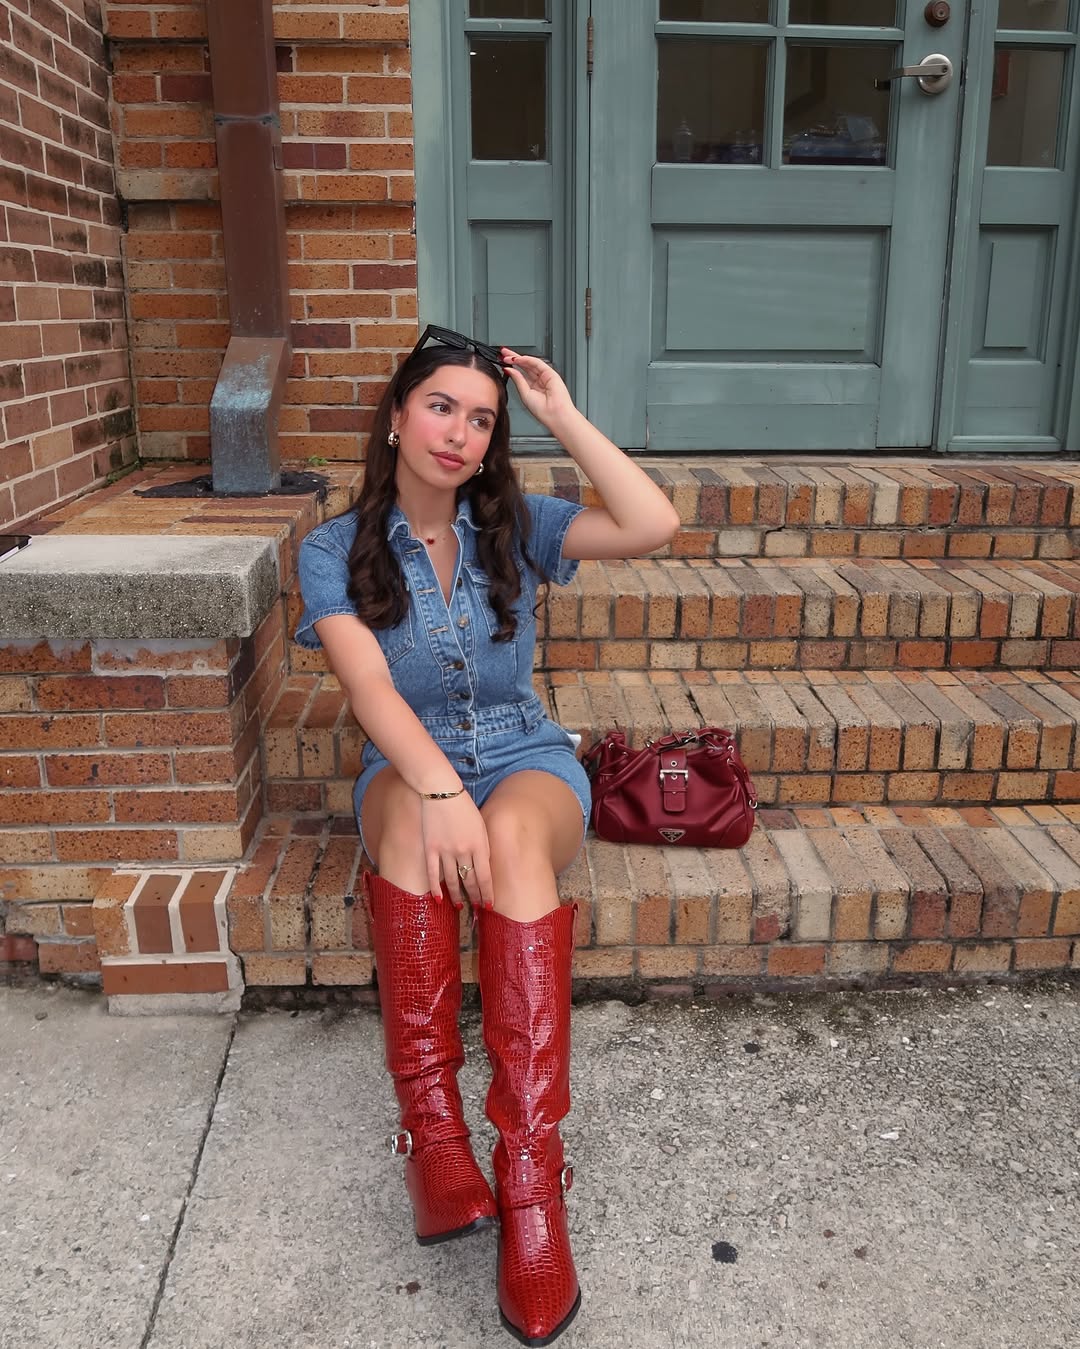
[419, 786, 465, 800]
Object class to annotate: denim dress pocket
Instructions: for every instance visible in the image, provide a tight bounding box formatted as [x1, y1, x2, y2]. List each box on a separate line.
[372, 605, 416, 667]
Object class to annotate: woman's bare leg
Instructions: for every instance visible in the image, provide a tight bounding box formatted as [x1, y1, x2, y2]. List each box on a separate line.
[360, 765, 430, 893]
[480, 771, 585, 920]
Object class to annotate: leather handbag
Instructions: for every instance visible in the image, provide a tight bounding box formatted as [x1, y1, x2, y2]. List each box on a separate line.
[582, 727, 758, 848]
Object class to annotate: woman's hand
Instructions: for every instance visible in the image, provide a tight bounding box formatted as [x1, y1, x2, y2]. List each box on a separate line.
[420, 793, 494, 911]
[501, 348, 579, 434]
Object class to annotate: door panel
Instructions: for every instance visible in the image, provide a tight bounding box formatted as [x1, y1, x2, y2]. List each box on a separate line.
[646, 362, 879, 449]
[412, 0, 585, 442]
[590, 0, 966, 451]
[471, 226, 552, 351]
[657, 232, 885, 354]
[942, 2, 1080, 450]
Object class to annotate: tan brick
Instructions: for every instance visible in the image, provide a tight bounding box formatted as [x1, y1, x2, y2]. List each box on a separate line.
[4, 901, 62, 937]
[702, 946, 764, 977]
[636, 947, 699, 979]
[312, 954, 373, 985]
[242, 953, 307, 986]
[573, 948, 634, 978]
[766, 944, 825, 977]
[952, 942, 1012, 974]
[771, 831, 832, 939]
[891, 942, 952, 973]
[1013, 938, 1071, 970]
[828, 943, 889, 976]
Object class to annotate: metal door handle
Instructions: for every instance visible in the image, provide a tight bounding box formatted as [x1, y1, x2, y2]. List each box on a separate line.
[875, 53, 953, 94]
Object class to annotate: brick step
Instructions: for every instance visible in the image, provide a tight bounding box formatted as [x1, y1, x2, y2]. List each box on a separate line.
[295, 459, 1080, 562]
[288, 556, 1080, 679]
[215, 808, 1080, 989]
[578, 459, 1079, 562]
[261, 668, 1080, 813]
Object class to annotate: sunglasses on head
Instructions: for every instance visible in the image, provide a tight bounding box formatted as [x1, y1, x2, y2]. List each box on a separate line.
[407, 323, 506, 374]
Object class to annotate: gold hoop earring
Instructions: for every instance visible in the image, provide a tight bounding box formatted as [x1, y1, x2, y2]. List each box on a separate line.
[388, 430, 400, 448]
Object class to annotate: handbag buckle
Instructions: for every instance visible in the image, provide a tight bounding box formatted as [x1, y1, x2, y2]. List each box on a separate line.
[658, 767, 688, 781]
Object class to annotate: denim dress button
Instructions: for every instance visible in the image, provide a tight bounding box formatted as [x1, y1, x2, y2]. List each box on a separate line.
[459, 720, 472, 731]
[458, 616, 469, 628]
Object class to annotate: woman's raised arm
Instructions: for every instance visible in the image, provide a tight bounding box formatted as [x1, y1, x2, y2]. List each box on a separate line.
[502, 348, 680, 560]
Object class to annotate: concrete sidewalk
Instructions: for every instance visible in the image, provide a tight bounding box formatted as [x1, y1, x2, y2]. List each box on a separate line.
[2, 978, 1077, 1349]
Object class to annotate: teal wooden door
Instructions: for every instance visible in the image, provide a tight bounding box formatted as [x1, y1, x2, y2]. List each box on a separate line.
[411, 1, 588, 442]
[588, 1, 968, 451]
[940, 0, 1080, 453]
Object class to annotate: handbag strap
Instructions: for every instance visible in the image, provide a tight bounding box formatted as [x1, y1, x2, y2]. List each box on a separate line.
[659, 746, 687, 813]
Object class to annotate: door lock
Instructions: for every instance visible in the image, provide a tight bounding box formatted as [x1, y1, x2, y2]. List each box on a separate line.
[876, 53, 953, 95]
[924, 1, 950, 25]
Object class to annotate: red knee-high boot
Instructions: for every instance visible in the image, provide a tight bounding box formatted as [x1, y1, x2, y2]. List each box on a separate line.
[363, 871, 497, 1244]
[479, 904, 580, 1347]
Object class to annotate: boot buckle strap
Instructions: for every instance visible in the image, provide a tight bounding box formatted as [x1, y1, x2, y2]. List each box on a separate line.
[388, 1129, 413, 1157]
[560, 1164, 573, 1197]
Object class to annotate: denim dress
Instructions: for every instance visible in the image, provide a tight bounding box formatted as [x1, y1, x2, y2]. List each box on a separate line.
[295, 493, 592, 850]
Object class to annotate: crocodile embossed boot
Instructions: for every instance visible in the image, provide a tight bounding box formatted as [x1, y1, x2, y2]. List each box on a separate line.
[479, 903, 580, 1346]
[364, 871, 497, 1245]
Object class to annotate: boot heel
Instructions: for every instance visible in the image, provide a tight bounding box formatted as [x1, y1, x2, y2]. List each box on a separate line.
[417, 1212, 496, 1247]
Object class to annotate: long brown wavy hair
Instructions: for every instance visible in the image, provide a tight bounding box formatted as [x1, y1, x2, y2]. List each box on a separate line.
[345, 344, 541, 641]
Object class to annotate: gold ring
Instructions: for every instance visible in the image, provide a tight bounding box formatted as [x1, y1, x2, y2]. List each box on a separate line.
[457, 863, 472, 877]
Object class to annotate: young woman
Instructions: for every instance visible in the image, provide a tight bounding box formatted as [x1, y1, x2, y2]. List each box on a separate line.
[295, 325, 679, 1346]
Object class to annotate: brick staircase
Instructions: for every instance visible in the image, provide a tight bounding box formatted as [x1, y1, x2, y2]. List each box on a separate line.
[239, 459, 1080, 990]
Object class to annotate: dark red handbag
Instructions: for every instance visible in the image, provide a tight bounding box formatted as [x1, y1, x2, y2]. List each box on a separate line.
[582, 727, 758, 848]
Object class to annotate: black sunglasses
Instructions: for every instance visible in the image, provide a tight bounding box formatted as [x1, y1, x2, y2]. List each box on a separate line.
[407, 323, 506, 374]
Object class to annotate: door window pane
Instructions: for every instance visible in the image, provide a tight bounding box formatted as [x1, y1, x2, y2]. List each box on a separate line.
[789, 0, 897, 21]
[659, 1, 771, 19]
[784, 45, 891, 164]
[470, 38, 547, 160]
[469, 1, 548, 17]
[988, 48, 1065, 166]
[997, 0, 1070, 30]
[657, 39, 768, 162]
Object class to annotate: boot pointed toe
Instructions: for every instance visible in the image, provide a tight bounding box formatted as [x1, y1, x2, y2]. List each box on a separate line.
[497, 1201, 580, 1345]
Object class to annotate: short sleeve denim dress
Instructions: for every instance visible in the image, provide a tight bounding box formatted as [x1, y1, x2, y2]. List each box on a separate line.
[295, 493, 592, 853]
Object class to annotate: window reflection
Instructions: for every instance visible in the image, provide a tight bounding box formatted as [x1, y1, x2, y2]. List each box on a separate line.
[784, 45, 891, 165]
[659, 0, 770, 18]
[470, 38, 548, 160]
[987, 48, 1064, 167]
[469, 1, 548, 17]
[788, 0, 896, 22]
[657, 39, 768, 162]
[996, 0, 1070, 30]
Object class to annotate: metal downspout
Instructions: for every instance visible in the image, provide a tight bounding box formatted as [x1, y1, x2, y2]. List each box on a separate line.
[206, 0, 290, 494]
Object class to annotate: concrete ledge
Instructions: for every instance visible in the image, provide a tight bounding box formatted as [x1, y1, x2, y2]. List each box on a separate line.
[0, 535, 279, 640]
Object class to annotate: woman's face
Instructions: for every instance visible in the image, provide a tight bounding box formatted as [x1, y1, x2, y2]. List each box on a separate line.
[391, 363, 502, 494]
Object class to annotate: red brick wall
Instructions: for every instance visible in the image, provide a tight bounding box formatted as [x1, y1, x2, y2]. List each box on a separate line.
[0, 0, 137, 528]
[106, 0, 417, 466]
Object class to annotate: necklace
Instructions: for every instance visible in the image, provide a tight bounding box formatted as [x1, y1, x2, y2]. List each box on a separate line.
[409, 519, 454, 546]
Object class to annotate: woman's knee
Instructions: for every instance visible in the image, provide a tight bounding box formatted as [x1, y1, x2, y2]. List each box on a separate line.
[483, 799, 549, 863]
[482, 775, 584, 877]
